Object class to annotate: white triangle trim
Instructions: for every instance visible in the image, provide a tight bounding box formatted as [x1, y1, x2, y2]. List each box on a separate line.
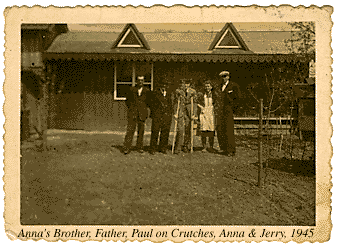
[215, 28, 241, 49]
[117, 28, 143, 48]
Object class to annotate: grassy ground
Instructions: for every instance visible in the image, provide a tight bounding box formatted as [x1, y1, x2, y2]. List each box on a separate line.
[21, 132, 315, 225]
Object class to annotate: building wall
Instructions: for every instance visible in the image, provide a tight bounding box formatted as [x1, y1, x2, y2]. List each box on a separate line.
[49, 60, 130, 131]
[48, 59, 309, 131]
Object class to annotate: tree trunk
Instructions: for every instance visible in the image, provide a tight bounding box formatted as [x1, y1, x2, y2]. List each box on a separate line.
[40, 82, 49, 150]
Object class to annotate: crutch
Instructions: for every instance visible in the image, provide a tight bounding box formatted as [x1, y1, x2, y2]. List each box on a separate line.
[191, 96, 194, 153]
[172, 97, 180, 154]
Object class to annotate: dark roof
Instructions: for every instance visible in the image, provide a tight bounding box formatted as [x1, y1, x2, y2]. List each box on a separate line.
[22, 24, 51, 30]
[22, 24, 68, 33]
[47, 30, 294, 54]
[44, 24, 315, 63]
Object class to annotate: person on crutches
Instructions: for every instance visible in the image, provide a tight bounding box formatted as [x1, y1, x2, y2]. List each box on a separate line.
[182, 79, 198, 153]
[172, 79, 186, 154]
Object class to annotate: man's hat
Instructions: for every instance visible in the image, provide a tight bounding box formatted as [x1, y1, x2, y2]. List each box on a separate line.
[219, 71, 230, 77]
[179, 78, 187, 84]
[137, 76, 145, 80]
[203, 80, 213, 86]
[180, 78, 192, 84]
[162, 78, 172, 84]
[161, 79, 172, 86]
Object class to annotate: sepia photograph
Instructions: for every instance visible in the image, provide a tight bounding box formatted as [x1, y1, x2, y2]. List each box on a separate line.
[20, 21, 316, 226]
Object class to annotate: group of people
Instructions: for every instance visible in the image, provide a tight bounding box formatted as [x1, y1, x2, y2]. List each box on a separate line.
[122, 71, 241, 156]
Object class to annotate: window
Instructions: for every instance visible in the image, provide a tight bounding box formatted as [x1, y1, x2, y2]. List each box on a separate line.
[21, 52, 43, 68]
[117, 61, 133, 82]
[114, 62, 153, 100]
[136, 62, 152, 92]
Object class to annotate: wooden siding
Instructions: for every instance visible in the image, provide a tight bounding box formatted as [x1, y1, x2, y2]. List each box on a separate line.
[49, 92, 143, 131]
[83, 92, 127, 131]
[49, 92, 84, 130]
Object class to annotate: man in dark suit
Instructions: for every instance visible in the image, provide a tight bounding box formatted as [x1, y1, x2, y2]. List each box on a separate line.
[149, 80, 174, 154]
[123, 76, 150, 154]
[214, 71, 241, 156]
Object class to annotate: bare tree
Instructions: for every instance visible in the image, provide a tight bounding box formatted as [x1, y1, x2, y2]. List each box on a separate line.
[246, 22, 315, 156]
[246, 59, 310, 164]
[285, 22, 315, 55]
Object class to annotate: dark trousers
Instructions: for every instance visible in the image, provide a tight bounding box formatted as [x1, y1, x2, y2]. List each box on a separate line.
[150, 113, 172, 151]
[201, 131, 215, 148]
[173, 116, 193, 151]
[174, 117, 185, 151]
[216, 112, 236, 154]
[183, 117, 192, 148]
[124, 116, 145, 150]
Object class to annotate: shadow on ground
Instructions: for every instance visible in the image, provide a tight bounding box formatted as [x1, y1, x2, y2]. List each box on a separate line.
[266, 158, 315, 177]
[252, 158, 315, 178]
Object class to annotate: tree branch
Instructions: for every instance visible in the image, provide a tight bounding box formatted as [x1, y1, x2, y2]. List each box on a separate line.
[247, 87, 259, 104]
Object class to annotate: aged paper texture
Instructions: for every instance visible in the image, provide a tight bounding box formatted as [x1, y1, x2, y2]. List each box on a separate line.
[4, 5, 333, 242]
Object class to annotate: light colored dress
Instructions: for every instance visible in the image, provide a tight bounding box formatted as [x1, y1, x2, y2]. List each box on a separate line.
[199, 94, 215, 132]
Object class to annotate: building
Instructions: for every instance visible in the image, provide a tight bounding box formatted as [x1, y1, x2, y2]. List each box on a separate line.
[21, 24, 68, 140]
[42, 23, 315, 131]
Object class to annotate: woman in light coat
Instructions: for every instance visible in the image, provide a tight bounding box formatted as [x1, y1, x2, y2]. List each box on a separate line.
[197, 80, 216, 152]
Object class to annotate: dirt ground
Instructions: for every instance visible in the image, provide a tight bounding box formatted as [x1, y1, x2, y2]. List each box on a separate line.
[21, 131, 315, 225]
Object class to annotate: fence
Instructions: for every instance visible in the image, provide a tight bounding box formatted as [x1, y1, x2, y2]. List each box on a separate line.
[234, 99, 315, 187]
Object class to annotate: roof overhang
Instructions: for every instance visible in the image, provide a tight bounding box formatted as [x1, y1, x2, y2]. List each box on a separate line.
[21, 24, 51, 30]
[43, 53, 314, 63]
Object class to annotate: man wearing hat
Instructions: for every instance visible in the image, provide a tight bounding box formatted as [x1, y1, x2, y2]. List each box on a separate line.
[123, 76, 150, 154]
[214, 71, 241, 156]
[149, 79, 174, 154]
[173, 79, 198, 153]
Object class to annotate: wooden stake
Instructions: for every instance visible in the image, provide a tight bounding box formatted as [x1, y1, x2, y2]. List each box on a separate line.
[172, 98, 180, 154]
[279, 116, 283, 151]
[258, 98, 263, 187]
[279, 134, 284, 152]
[191, 96, 194, 153]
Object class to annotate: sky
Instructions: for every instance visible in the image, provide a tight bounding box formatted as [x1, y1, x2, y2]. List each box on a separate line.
[68, 22, 295, 33]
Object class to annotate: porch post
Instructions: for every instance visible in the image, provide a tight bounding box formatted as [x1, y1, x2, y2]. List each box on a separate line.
[132, 62, 136, 86]
[151, 62, 154, 91]
[40, 62, 51, 150]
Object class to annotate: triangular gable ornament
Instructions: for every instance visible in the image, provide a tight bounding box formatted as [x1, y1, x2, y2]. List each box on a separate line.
[112, 24, 150, 49]
[209, 23, 249, 51]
